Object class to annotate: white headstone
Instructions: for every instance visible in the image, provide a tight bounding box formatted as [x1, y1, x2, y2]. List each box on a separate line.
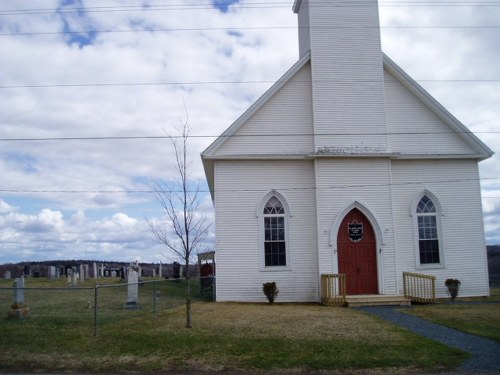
[4, 270, 11, 280]
[152, 269, 156, 278]
[159, 262, 162, 278]
[83, 264, 89, 279]
[79, 265, 85, 283]
[72, 272, 79, 286]
[124, 269, 140, 309]
[13, 277, 25, 304]
[93, 262, 98, 278]
[47, 266, 56, 279]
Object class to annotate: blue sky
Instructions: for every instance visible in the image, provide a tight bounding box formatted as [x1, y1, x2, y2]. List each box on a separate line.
[0, 0, 499, 264]
[213, 0, 240, 13]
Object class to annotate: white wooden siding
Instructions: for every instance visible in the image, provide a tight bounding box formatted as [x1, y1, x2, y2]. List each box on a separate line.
[215, 63, 314, 156]
[384, 69, 477, 155]
[214, 160, 318, 302]
[314, 158, 398, 295]
[391, 160, 489, 297]
[296, 0, 310, 57]
[308, 0, 388, 150]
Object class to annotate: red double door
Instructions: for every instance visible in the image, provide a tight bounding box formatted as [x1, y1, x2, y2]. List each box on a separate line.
[337, 208, 378, 295]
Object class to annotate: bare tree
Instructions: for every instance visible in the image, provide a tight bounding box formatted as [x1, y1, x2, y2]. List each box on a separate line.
[148, 120, 211, 328]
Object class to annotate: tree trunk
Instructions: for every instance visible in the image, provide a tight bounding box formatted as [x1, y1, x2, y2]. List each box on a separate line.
[185, 262, 192, 328]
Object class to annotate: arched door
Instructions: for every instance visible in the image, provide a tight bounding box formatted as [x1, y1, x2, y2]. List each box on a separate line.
[337, 208, 378, 295]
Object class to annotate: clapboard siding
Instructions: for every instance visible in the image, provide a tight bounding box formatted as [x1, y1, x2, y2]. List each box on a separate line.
[203, 0, 492, 303]
[307, 0, 388, 149]
[391, 160, 489, 297]
[384, 69, 476, 155]
[215, 63, 314, 156]
[214, 160, 319, 302]
[314, 158, 398, 295]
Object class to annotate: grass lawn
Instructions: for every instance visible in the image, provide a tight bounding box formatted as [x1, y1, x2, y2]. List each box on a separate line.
[0, 278, 467, 374]
[402, 288, 500, 343]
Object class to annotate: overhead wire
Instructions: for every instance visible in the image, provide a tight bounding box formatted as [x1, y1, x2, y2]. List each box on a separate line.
[0, 129, 500, 142]
[1, 175, 500, 195]
[1, 1, 500, 16]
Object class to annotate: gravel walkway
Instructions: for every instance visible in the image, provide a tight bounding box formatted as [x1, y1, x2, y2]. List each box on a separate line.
[358, 306, 500, 372]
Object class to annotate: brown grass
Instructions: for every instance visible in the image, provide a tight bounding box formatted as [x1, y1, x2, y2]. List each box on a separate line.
[181, 302, 408, 342]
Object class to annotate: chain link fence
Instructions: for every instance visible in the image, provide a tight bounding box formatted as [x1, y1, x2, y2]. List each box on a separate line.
[0, 277, 214, 336]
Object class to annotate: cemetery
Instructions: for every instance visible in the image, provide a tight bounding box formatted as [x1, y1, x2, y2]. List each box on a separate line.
[0, 259, 214, 337]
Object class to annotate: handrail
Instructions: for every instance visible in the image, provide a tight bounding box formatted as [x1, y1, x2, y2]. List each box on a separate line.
[403, 271, 436, 304]
[321, 274, 347, 306]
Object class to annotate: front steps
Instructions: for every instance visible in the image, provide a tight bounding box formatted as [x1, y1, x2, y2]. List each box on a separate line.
[346, 295, 411, 307]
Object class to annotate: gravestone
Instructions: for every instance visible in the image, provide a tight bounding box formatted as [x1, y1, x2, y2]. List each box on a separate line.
[47, 266, 56, 279]
[8, 277, 29, 319]
[79, 265, 85, 283]
[67, 269, 73, 285]
[159, 262, 162, 278]
[13, 277, 24, 304]
[4, 270, 11, 280]
[173, 262, 181, 279]
[124, 268, 140, 310]
[72, 272, 79, 286]
[83, 264, 89, 279]
[93, 262, 98, 278]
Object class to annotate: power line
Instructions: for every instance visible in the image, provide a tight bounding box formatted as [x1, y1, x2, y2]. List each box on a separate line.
[1, 1, 500, 16]
[1, 24, 500, 37]
[1, 176, 500, 195]
[0, 130, 499, 142]
[0, 78, 499, 90]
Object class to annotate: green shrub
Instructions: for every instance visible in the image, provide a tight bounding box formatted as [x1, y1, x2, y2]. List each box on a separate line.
[445, 279, 461, 302]
[263, 282, 279, 304]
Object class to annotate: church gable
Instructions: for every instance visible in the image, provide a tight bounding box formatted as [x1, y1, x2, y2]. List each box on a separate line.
[206, 57, 314, 157]
[383, 57, 492, 159]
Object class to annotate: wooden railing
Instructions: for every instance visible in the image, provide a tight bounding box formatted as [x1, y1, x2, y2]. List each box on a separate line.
[321, 274, 347, 306]
[403, 271, 436, 304]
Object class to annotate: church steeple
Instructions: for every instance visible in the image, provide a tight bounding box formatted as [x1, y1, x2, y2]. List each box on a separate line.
[293, 0, 388, 151]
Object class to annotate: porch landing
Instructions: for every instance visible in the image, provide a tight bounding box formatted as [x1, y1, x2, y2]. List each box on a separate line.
[345, 295, 411, 308]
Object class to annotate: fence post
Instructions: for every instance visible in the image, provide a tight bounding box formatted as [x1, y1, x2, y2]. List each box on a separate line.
[94, 284, 99, 337]
[153, 281, 157, 319]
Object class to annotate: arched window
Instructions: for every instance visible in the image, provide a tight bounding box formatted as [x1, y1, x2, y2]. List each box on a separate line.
[415, 194, 441, 265]
[257, 192, 291, 270]
[263, 196, 287, 267]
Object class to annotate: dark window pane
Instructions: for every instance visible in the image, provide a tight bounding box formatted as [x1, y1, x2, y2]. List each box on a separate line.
[264, 241, 286, 267]
[419, 239, 440, 264]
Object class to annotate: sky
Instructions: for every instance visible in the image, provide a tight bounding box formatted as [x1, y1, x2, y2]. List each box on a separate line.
[0, 0, 499, 265]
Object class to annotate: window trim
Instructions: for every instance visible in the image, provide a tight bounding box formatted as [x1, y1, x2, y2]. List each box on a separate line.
[411, 190, 445, 269]
[257, 191, 291, 271]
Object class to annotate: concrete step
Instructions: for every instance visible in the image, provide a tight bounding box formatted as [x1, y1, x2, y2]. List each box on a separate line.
[346, 295, 411, 307]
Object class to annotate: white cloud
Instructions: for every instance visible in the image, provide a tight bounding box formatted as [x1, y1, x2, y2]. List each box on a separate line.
[0, 1, 499, 263]
[0, 199, 17, 214]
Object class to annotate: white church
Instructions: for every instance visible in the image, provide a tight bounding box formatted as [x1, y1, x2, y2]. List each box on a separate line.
[202, 0, 493, 303]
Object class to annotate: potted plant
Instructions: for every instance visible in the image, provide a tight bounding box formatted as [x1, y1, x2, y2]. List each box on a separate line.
[445, 278, 461, 302]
